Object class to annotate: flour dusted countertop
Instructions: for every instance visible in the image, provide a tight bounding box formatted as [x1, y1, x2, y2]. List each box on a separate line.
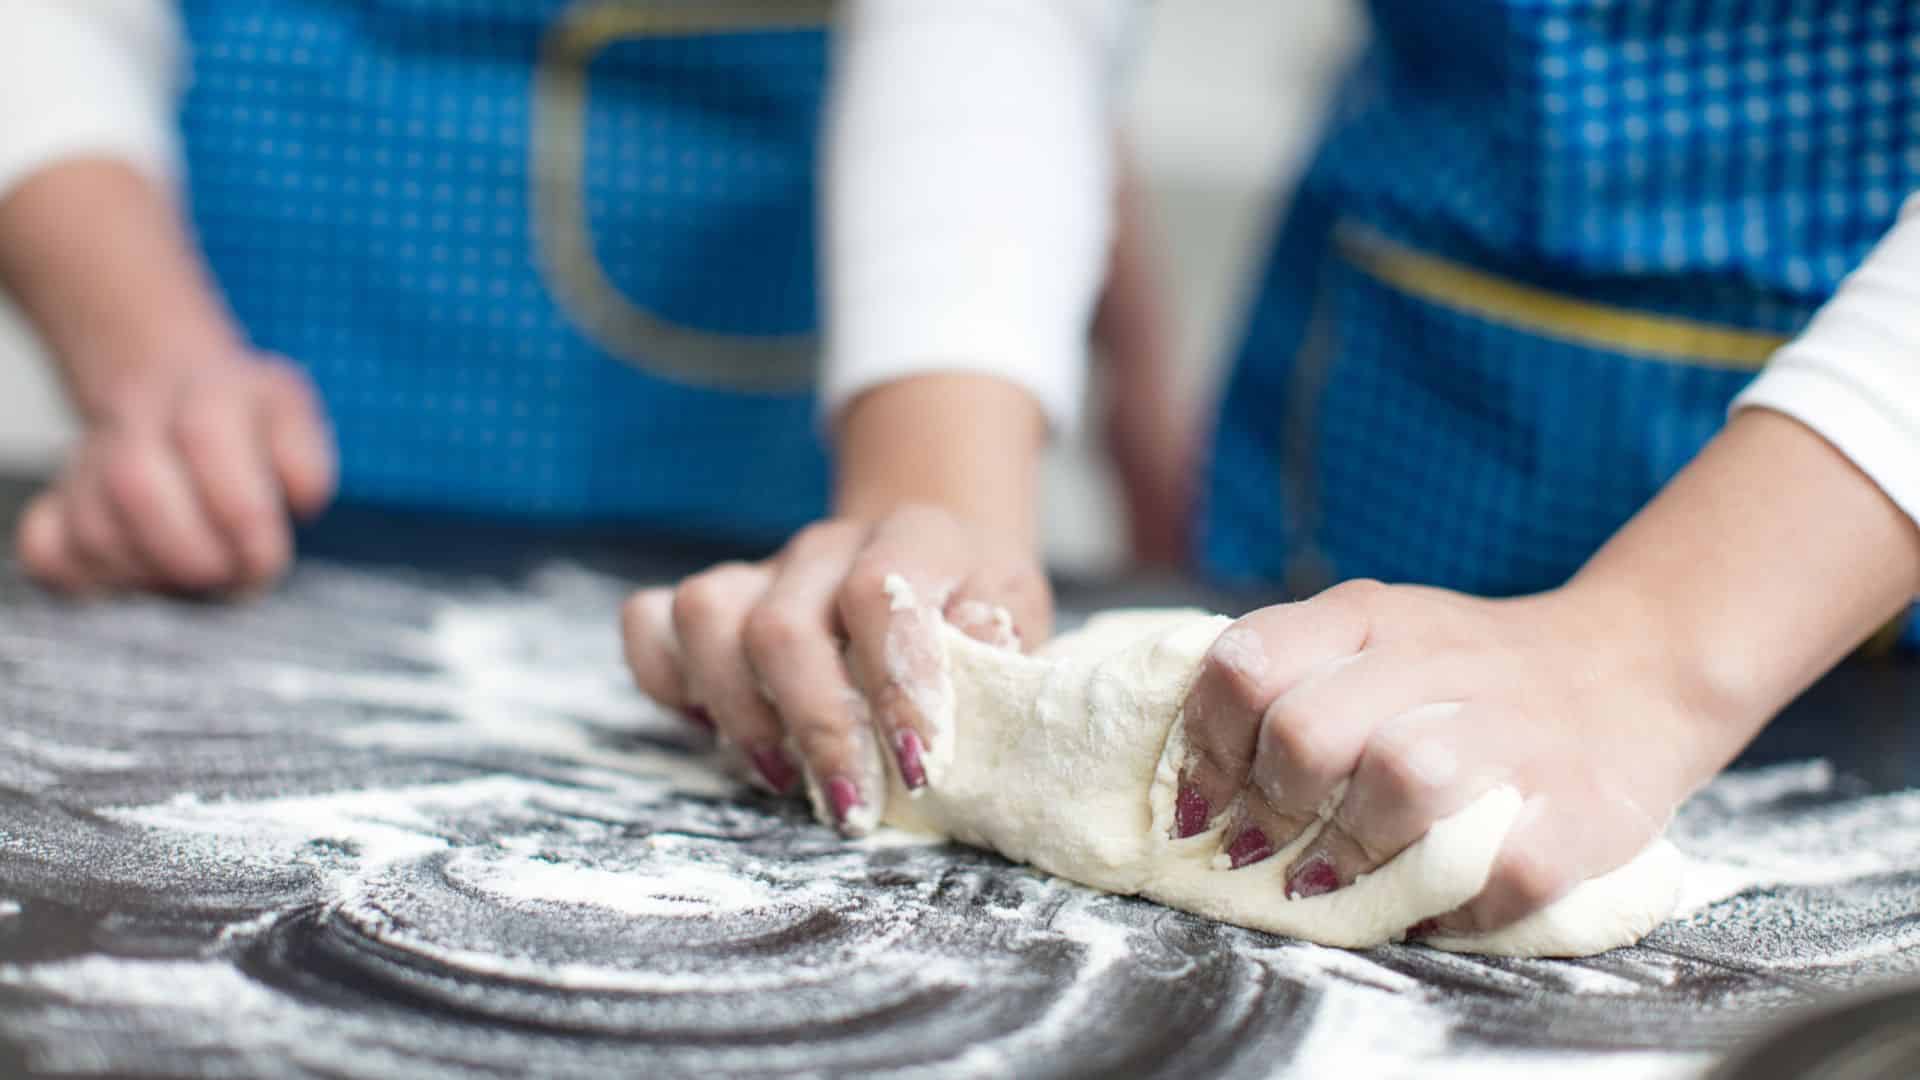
[1, 480, 1918, 1078]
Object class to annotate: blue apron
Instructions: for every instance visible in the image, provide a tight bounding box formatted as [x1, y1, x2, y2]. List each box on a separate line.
[1202, 1, 1918, 648]
[179, 0, 832, 546]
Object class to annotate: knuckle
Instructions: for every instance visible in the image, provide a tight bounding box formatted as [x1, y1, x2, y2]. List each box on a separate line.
[835, 560, 894, 620]
[742, 605, 809, 661]
[978, 561, 1050, 609]
[258, 358, 316, 404]
[228, 501, 282, 542]
[1360, 736, 1449, 810]
[98, 446, 156, 514]
[624, 588, 674, 646]
[671, 578, 727, 629]
[783, 520, 857, 560]
[210, 483, 278, 537]
[1258, 703, 1342, 788]
[671, 563, 754, 628]
[1323, 577, 1389, 612]
[171, 392, 222, 442]
[1202, 626, 1279, 715]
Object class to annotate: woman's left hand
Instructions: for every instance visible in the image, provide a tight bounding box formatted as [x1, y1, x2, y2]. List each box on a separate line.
[1170, 578, 1721, 938]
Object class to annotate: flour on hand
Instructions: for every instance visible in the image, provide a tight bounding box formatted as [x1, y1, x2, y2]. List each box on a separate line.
[878, 610, 1685, 958]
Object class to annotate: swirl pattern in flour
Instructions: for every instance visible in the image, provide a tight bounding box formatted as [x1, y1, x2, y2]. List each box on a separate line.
[0, 560, 1916, 1077]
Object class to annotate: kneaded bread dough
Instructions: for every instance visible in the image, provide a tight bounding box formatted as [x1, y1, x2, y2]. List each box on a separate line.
[881, 608, 1684, 957]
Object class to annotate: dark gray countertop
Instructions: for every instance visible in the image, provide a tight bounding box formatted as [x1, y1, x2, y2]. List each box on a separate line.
[2, 471, 1917, 1078]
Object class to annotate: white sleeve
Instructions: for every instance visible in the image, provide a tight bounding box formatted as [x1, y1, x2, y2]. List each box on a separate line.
[823, 0, 1135, 436]
[1732, 193, 1920, 527]
[0, 0, 183, 202]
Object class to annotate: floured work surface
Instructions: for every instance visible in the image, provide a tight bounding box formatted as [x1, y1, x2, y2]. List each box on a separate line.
[2, 560, 1919, 1079]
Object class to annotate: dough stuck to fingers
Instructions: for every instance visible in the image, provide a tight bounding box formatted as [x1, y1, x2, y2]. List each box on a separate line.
[879, 610, 1684, 958]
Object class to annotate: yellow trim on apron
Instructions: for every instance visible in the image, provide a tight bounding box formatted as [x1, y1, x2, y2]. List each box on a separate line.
[1335, 224, 1789, 369]
[1333, 223, 1910, 653]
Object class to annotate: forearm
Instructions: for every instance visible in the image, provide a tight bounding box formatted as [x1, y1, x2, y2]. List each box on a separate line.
[822, 0, 1132, 437]
[1562, 408, 1920, 776]
[0, 160, 240, 421]
[832, 374, 1047, 549]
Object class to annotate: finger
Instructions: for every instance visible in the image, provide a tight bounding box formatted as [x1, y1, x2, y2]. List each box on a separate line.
[1216, 790, 1316, 873]
[174, 384, 293, 588]
[1170, 580, 1380, 839]
[257, 360, 338, 520]
[1254, 650, 1483, 894]
[61, 453, 150, 589]
[1285, 699, 1500, 897]
[945, 556, 1052, 651]
[621, 587, 703, 729]
[1421, 796, 1575, 937]
[1424, 784, 1657, 938]
[672, 562, 790, 792]
[744, 522, 867, 801]
[836, 508, 975, 797]
[15, 492, 87, 593]
[95, 430, 235, 591]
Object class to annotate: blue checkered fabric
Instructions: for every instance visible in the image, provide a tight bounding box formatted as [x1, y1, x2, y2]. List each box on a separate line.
[180, 1, 831, 546]
[1203, 0, 1920, 650]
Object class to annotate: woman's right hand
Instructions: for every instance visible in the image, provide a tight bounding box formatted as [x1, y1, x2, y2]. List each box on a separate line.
[1, 162, 338, 597]
[622, 505, 1051, 834]
[16, 349, 337, 596]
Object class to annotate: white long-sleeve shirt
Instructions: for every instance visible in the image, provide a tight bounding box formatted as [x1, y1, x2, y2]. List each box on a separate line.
[0, 0, 182, 198]
[6, 0, 1918, 532]
[829, 0, 1920, 532]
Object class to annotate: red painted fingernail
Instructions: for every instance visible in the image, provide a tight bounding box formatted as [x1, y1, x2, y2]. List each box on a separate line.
[893, 729, 928, 790]
[684, 706, 715, 731]
[749, 744, 797, 794]
[1174, 784, 1211, 838]
[1405, 918, 1441, 939]
[826, 775, 863, 824]
[1224, 826, 1276, 869]
[1286, 854, 1340, 899]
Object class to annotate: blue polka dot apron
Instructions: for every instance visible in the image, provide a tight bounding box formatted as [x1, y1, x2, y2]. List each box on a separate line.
[179, 0, 831, 546]
[1201, 1, 1918, 650]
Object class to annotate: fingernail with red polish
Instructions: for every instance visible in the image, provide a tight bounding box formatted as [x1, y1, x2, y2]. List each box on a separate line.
[749, 744, 797, 793]
[1224, 826, 1276, 870]
[684, 706, 715, 731]
[826, 775, 863, 825]
[1174, 784, 1211, 839]
[1286, 854, 1340, 899]
[1405, 918, 1441, 940]
[894, 729, 928, 790]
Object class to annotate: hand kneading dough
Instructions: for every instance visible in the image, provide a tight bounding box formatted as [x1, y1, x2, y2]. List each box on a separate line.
[880, 609, 1685, 957]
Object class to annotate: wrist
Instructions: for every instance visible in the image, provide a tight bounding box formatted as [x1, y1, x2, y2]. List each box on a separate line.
[832, 374, 1046, 547]
[1578, 410, 1919, 752]
[0, 160, 246, 425]
[1530, 576, 1761, 793]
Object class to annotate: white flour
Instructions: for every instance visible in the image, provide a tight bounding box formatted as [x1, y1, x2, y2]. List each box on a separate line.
[1, 561, 1916, 1079]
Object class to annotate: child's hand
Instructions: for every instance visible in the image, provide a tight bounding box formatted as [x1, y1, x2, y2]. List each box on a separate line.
[623, 505, 1050, 834]
[1170, 580, 1714, 938]
[16, 351, 336, 596]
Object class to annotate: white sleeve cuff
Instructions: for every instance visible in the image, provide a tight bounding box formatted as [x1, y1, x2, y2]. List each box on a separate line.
[0, 0, 183, 202]
[822, 0, 1135, 437]
[1732, 193, 1920, 527]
